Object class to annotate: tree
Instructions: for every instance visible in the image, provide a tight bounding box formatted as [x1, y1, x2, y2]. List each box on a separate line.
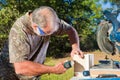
[0, 0, 102, 57]
[0, 0, 19, 51]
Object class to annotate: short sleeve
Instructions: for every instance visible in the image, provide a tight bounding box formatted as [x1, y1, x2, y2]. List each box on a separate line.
[9, 29, 30, 63]
[53, 19, 72, 35]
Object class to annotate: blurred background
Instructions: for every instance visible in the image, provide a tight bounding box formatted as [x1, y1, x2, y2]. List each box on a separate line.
[0, 0, 120, 58]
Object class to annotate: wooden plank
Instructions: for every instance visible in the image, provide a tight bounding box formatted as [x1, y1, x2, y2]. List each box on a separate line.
[90, 69, 120, 78]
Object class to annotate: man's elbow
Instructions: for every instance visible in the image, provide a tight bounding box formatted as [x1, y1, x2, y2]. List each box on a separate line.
[67, 27, 77, 34]
[13, 62, 28, 75]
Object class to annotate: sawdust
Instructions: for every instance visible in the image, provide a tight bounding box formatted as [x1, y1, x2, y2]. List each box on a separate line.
[85, 50, 120, 64]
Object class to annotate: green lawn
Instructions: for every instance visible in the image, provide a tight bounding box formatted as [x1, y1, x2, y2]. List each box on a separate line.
[41, 57, 74, 80]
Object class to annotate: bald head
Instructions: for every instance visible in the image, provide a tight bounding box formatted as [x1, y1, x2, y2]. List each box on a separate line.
[32, 6, 59, 29]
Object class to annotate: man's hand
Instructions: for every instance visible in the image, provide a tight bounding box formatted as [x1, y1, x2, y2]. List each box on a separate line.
[70, 48, 84, 59]
[52, 62, 67, 74]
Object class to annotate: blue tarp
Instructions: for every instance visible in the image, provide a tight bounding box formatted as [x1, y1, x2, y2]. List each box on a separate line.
[71, 77, 120, 80]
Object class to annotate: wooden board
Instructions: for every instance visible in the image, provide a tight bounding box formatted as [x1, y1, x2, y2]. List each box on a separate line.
[90, 69, 120, 78]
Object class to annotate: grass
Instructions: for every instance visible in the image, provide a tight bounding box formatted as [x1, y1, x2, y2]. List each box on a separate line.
[41, 57, 74, 80]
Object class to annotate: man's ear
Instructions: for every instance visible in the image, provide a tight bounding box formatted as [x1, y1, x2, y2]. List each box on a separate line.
[31, 22, 37, 31]
[32, 25, 37, 31]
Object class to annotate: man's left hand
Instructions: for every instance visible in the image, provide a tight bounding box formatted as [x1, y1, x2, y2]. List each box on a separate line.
[70, 48, 84, 59]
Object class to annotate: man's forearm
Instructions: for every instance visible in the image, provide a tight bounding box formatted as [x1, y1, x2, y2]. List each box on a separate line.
[67, 27, 80, 49]
[67, 27, 84, 58]
[14, 61, 56, 76]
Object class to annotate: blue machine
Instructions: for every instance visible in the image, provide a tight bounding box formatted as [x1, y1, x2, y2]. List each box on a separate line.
[70, 59, 120, 80]
[97, 10, 120, 55]
[71, 77, 120, 80]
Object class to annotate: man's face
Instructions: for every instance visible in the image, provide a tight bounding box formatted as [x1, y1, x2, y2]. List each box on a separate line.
[36, 25, 54, 36]
[32, 22, 59, 36]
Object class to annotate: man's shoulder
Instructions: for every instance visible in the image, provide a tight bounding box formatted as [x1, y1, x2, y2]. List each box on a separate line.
[9, 26, 28, 44]
[10, 12, 31, 35]
[13, 12, 30, 26]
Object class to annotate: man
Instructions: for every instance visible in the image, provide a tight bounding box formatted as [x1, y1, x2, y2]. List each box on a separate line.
[9, 6, 84, 80]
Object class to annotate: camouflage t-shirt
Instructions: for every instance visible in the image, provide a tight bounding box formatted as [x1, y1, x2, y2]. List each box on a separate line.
[9, 11, 71, 79]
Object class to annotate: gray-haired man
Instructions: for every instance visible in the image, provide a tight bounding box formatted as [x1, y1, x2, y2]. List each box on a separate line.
[9, 6, 84, 80]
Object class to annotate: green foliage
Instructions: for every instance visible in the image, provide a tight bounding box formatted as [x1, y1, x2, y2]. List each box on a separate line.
[48, 35, 71, 58]
[0, 0, 102, 56]
[0, 0, 19, 51]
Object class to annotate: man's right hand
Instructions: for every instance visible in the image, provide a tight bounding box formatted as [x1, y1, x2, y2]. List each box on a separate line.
[52, 62, 67, 74]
